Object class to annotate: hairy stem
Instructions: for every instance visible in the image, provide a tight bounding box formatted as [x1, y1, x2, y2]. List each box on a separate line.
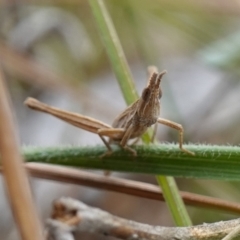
[23, 144, 240, 181]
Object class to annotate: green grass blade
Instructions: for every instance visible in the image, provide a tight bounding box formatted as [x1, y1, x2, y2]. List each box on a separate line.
[23, 144, 240, 181]
[89, 0, 138, 104]
[156, 176, 192, 226]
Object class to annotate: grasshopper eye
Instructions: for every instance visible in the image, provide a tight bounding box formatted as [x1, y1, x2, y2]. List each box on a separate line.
[142, 88, 151, 101]
[159, 89, 162, 99]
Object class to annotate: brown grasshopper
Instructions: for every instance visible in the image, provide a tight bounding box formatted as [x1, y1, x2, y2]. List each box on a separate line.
[24, 68, 194, 157]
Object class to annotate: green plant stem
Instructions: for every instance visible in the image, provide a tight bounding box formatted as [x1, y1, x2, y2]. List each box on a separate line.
[89, 0, 191, 226]
[89, 0, 138, 105]
[156, 176, 192, 226]
[23, 144, 240, 181]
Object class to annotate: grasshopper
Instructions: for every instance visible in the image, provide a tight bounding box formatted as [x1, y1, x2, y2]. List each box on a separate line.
[24, 68, 194, 157]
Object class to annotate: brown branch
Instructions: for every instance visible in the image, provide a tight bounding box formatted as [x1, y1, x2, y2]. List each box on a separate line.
[0, 69, 43, 240]
[46, 197, 240, 240]
[21, 163, 240, 215]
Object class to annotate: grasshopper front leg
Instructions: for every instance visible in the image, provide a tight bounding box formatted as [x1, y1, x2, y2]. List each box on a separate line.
[119, 125, 137, 156]
[157, 118, 194, 156]
[97, 128, 137, 157]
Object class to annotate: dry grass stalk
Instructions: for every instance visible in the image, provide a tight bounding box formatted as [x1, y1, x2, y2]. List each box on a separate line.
[0, 69, 43, 240]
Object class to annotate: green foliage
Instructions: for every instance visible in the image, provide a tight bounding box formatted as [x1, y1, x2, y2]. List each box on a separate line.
[23, 144, 240, 181]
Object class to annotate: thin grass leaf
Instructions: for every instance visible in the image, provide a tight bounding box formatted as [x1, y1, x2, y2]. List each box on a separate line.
[22, 144, 240, 181]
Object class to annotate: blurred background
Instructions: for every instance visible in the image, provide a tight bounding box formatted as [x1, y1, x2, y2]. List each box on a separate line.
[1, 0, 240, 239]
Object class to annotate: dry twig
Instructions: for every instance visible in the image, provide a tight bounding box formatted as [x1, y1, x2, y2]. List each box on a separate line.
[46, 197, 240, 240]
[221, 224, 240, 240]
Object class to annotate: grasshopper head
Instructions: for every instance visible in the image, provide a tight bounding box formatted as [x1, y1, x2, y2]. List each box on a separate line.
[136, 70, 167, 126]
